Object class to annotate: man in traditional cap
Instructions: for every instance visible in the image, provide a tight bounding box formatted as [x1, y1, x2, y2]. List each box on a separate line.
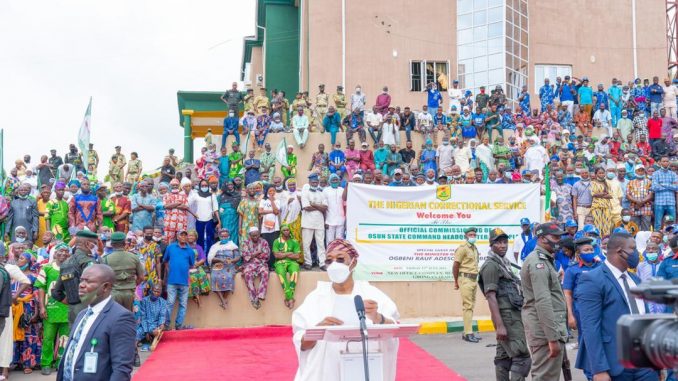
[301, 173, 328, 270]
[453, 227, 481, 343]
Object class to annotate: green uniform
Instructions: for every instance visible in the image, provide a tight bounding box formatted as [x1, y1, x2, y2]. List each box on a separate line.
[479, 251, 531, 381]
[519, 245, 568, 381]
[454, 241, 479, 335]
[272, 237, 301, 300]
[102, 249, 144, 312]
[46, 199, 70, 242]
[100, 198, 116, 229]
[35, 263, 70, 369]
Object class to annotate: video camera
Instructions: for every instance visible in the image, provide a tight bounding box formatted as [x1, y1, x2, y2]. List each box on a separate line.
[617, 279, 678, 370]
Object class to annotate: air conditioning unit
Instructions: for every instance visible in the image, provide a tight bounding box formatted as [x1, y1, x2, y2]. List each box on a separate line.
[256, 74, 264, 87]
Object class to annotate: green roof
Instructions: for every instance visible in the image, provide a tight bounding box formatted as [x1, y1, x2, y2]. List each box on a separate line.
[176, 91, 227, 125]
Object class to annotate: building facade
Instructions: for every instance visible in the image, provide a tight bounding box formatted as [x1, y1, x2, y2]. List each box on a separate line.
[241, 0, 667, 110]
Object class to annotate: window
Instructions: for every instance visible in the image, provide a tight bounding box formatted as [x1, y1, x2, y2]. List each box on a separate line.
[410, 61, 450, 91]
[533, 64, 572, 93]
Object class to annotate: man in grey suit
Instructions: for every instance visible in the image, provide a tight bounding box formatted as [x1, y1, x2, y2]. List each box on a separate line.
[57, 264, 136, 381]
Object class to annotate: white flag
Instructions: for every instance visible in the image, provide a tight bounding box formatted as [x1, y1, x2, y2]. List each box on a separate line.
[275, 138, 288, 166]
[78, 97, 92, 171]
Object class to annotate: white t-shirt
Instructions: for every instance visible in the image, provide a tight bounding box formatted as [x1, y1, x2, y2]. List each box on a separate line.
[301, 188, 327, 229]
[322, 187, 345, 226]
[259, 198, 281, 233]
[436, 145, 454, 171]
[365, 112, 383, 128]
[189, 193, 218, 222]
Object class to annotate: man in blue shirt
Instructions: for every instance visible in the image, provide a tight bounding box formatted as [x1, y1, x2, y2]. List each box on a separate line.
[328, 142, 347, 178]
[163, 230, 195, 330]
[608, 79, 623, 127]
[594, 84, 609, 112]
[658, 235, 678, 288]
[651, 156, 678, 230]
[648, 76, 664, 115]
[562, 237, 600, 380]
[539, 78, 555, 112]
[559, 76, 575, 115]
[427, 82, 443, 112]
[222, 110, 240, 147]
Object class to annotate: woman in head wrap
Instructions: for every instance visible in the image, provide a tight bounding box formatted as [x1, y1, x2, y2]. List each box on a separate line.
[280, 178, 304, 263]
[12, 252, 41, 374]
[207, 228, 240, 309]
[162, 178, 189, 243]
[186, 230, 210, 306]
[292, 239, 400, 381]
[218, 180, 242, 246]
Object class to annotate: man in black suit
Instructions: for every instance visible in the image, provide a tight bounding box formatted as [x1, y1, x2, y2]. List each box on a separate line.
[57, 264, 136, 381]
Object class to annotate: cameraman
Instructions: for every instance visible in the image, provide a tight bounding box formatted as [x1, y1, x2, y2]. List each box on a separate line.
[574, 233, 658, 381]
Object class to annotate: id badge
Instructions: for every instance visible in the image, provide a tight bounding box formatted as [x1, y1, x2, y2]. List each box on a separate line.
[83, 352, 98, 373]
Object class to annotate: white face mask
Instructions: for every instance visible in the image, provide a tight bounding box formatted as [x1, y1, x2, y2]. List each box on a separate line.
[622, 215, 631, 222]
[327, 259, 354, 284]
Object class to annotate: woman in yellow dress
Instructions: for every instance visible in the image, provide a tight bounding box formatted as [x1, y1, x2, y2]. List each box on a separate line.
[590, 166, 614, 237]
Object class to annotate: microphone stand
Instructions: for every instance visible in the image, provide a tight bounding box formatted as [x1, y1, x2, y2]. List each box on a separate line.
[356, 308, 370, 381]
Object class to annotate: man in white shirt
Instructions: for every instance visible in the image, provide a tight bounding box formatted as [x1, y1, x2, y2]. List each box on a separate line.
[322, 174, 345, 245]
[365, 106, 383, 144]
[350, 85, 366, 117]
[662, 78, 678, 118]
[292, 106, 310, 149]
[593, 103, 613, 137]
[448, 80, 463, 114]
[436, 138, 454, 175]
[301, 174, 328, 270]
[452, 138, 471, 173]
[417, 106, 434, 138]
[523, 137, 547, 176]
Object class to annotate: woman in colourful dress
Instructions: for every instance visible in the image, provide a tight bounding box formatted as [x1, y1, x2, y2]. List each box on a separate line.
[207, 229, 240, 309]
[590, 166, 614, 237]
[12, 253, 41, 374]
[343, 140, 361, 179]
[187, 231, 210, 306]
[218, 181, 241, 246]
[162, 179, 189, 243]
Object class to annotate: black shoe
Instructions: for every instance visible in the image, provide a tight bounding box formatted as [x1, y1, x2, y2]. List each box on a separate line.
[302, 264, 312, 271]
[462, 334, 480, 343]
[134, 352, 141, 367]
[319, 265, 327, 271]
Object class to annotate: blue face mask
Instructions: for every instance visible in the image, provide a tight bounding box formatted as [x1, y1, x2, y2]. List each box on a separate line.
[644, 252, 659, 262]
[220, 239, 229, 244]
[579, 252, 596, 263]
[624, 249, 640, 268]
[606, 172, 615, 180]
[200, 187, 209, 193]
[150, 295, 159, 302]
[330, 182, 339, 189]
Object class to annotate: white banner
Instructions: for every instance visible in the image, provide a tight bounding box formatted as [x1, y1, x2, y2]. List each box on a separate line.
[346, 183, 541, 281]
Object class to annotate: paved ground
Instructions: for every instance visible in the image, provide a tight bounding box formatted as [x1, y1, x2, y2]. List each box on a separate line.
[9, 333, 586, 381]
[411, 332, 588, 381]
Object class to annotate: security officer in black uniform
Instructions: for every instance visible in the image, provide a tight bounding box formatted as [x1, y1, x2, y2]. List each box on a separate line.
[51, 229, 99, 324]
[479, 228, 532, 381]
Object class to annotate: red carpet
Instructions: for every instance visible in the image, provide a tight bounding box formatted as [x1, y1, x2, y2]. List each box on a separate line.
[133, 326, 465, 381]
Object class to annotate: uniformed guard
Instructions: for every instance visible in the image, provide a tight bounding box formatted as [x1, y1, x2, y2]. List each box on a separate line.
[51, 229, 99, 324]
[520, 223, 568, 380]
[87, 142, 99, 172]
[479, 228, 531, 381]
[101, 232, 144, 312]
[562, 237, 599, 380]
[253, 87, 270, 116]
[333, 85, 347, 121]
[315, 84, 329, 128]
[243, 88, 255, 114]
[453, 226, 481, 343]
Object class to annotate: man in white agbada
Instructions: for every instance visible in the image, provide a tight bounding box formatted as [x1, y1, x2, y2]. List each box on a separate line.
[292, 239, 400, 381]
[0, 248, 31, 380]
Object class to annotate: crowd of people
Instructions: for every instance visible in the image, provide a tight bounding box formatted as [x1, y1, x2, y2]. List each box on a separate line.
[0, 74, 675, 379]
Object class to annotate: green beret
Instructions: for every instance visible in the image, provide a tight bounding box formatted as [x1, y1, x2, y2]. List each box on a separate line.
[110, 232, 127, 243]
[76, 230, 98, 239]
[464, 227, 477, 234]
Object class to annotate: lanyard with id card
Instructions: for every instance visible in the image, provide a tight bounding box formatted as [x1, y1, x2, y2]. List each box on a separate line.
[83, 339, 98, 374]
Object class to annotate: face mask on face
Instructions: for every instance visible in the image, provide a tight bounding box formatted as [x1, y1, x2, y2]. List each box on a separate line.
[635, 174, 645, 179]
[150, 295, 159, 302]
[624, 249, 640, 268]
[467, 237, 477, 244]
[579, 252, 596, 263]
[220, 239, 229, 244]
[327, 259, 354, 284]
[645, 252, 659, 262]
[606, 172, 615, 180]
[622, 216, 631, 223]
[200, 186, 209, 193]
[15, 237, 26, 243]
[330, 182, 339, 189]
[152, 236, 162, 242]
[79, 285, 103, 306]
[442, 140, 449, 145]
